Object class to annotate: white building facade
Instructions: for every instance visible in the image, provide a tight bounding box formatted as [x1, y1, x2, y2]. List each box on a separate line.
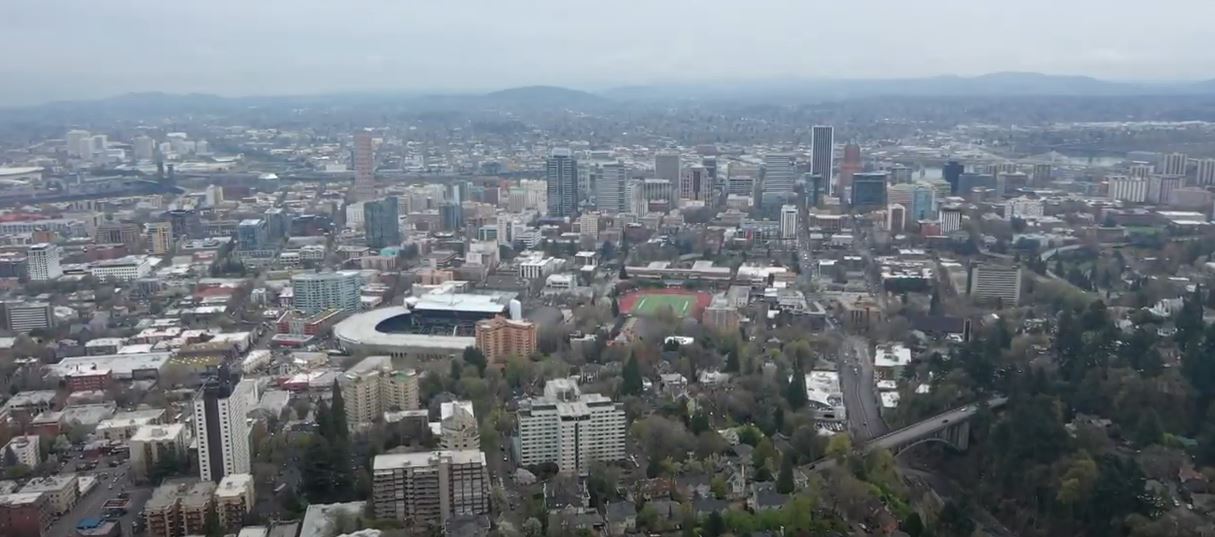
[515, 379, 626, 475]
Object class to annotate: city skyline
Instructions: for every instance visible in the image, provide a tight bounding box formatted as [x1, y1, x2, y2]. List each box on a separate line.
[4, 0, 1215, 105]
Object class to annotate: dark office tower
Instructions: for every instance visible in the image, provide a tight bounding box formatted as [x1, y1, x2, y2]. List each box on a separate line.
[352, 131, 376, 202]
[702, 156, 719, 205]
[163, 210, 202, 239]
[448, 181, 465, 205]
[811, 126, 835, 195]
[849, 172, 888, 212]
[439, 203, 463, 231]
[681, 165, 710, 203]
[264, 207, 291, 243]
[546, 148, 579, 218]
[364, 196, 401, 249]
[236, 219, 267, 251]
[655, 152, 680, 183]
[1032, 163, 1052, 186]
[839, 143, 862, 195]
[804, 173, 824, 207]
[943, 161, 964, 194]
[958, 173, 995, 194]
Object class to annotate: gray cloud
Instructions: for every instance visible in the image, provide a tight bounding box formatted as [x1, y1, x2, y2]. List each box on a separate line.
[3, 0, 1214, 105]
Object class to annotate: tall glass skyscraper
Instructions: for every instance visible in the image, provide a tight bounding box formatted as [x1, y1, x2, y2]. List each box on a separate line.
[811, 126, 834, 195]
[546, 148, 578, 218]
[364, 196, 401, 249]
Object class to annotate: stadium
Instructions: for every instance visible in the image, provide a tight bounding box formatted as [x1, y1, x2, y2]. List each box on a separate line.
[334, 306, 476, 360]
[334, 291, 523, 359]
[618, 289, 712, 320]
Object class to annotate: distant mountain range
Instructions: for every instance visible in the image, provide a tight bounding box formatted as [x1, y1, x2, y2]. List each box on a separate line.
[6, 72, 1215, 113]
[601, 72, 1215, 101]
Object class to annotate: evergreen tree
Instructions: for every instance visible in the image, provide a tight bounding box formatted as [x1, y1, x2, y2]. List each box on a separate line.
[330, 381, 348, 440]
[901, 513, 925, 537]
[1177, 285, 1205, 351]
[621, 354, 643, 396]
[724, 350, 740, 373]
[462, 346, 488, 374]
[785, 361, 808, 409]
[302, 436, 335, 502]
[315, 400, 333, 439]
[1134, 409, 1164, 448]
[1184, 323, 1215, 413]
[775, 453, 795, 494]
[204, 503, 223, 537]
[704, 512, 725, 537]
[1054, 309, 1084, 381]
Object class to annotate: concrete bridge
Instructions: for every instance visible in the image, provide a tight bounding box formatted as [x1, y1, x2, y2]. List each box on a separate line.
[865, 397, 1007, 455]
[808, 397, 1008, 470]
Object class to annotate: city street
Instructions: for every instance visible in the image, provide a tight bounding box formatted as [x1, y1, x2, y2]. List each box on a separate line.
[840, 335, 888, 442]
[795, 222, 886, 442]
[44, 461, 154, 537]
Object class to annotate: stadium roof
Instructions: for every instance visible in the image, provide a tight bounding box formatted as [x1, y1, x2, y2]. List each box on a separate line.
[412, 292, 510, 314]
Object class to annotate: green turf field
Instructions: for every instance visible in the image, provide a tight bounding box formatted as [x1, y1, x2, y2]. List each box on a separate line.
[633, 294, 695, 316]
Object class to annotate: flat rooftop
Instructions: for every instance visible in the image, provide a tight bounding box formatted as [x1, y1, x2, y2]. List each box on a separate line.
[412, 292, 511, 314]
[50, 353, 172, 378]
[373, 449, 485, 470]
[130, 424, 185, 443]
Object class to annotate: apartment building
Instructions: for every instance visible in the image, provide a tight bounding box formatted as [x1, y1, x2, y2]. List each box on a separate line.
[18, 476, 78, 517]
[439, 401, 480, 451]
[214, 474, 255, 532]
[474, 316, 537, 365]
[0, 492, 51, 537]
[194, 375, 257, 482]
[515, 379, 626, 475]
[129, 424, 188, 482]
[967, 263, 1023, 306]
[144, 481, 217, 537]
[371, 450, 489, 526]
[339, 355, 420, 427]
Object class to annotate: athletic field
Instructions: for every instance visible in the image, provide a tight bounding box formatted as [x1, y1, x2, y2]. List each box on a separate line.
[632, 294, 697, 316]
[617, 289, 712, 319]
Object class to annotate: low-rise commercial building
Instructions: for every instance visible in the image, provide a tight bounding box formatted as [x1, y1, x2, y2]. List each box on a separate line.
[18, 475, 78, 517]
[95, 409, 166, 442]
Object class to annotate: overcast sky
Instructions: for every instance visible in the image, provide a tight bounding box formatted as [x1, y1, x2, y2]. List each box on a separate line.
[3, 0, 1214, 105]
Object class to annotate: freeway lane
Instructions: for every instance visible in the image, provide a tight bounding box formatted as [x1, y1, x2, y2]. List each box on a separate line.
[840, 335, 887, 441]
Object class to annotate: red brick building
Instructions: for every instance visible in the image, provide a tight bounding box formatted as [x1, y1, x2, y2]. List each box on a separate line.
[0, 492, 51, 537]
[64, 369, 112, 393]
